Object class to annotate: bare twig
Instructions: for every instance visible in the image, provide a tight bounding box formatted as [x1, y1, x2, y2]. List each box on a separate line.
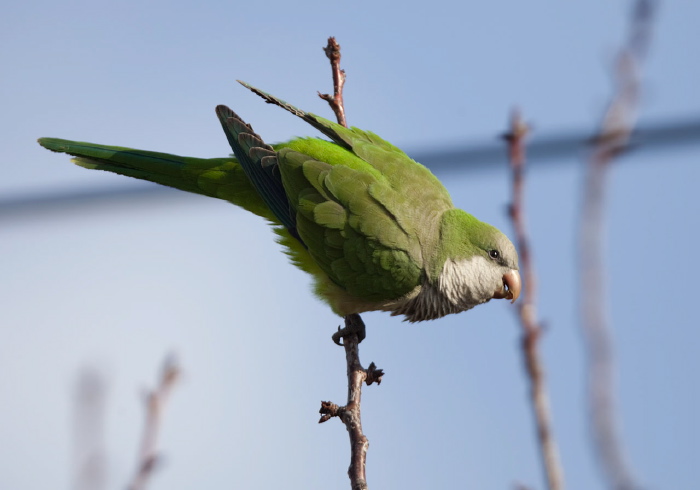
[580, 2, 655, 489]
[318, 37, 347, 128]
[73, 368, 107, 490]
[316, 40, 381, 490]
[126, 355, 181, 490]
[504, 110, 565, 490]
[320, 314, 383, 490]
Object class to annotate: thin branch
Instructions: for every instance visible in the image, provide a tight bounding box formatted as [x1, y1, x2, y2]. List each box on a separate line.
[318, 37, 347, 128]
[126, 355, 181, 490]
[320, 314, 383, 490]
[580, 2, 655, 489]
[504, 110, 565, 490]
[315, 39, 381, 490]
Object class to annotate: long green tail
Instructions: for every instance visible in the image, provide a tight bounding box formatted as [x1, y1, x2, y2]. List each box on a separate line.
[38, 138, 275, 220]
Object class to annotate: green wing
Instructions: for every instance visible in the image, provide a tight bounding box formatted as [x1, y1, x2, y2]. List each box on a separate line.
[277, 146, 423, 301]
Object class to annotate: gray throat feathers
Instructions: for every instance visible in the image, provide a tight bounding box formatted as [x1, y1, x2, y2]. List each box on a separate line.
[392, 256, 497, 322]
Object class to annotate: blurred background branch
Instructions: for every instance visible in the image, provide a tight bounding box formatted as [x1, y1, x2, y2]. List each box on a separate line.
[580, 1, 656, 489]
[73, 368, 107, 490]
[126, 355, 181, 490]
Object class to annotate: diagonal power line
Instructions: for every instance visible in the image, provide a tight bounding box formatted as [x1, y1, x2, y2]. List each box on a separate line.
[2, 117, 699, 219]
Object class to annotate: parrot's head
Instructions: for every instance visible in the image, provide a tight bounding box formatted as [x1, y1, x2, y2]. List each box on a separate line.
[477, 229, 521, 304]
[435, 209, 521, 312]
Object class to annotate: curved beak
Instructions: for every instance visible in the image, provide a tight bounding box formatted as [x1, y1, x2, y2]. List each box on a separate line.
[493, 269, 521, 303]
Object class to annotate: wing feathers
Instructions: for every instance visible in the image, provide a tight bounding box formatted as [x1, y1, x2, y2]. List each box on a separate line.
[215, 105, 296, 232]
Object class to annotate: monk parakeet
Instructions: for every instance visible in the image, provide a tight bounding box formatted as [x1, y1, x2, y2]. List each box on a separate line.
[38, 82, 520, 323]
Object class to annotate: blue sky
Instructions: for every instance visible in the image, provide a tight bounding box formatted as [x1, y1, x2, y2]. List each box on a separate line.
[2, 1, 699, 489]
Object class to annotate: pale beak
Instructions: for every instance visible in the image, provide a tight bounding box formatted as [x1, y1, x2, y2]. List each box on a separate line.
[494, 269, 521, 303]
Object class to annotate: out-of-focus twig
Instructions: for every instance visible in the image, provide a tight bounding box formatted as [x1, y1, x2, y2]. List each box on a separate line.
[580, 2, 655, 489]
[126, 355, 181, 490]
[504, 110, 565, 490]
[73, 368, 107, 490]
[318, 37, 347, 128]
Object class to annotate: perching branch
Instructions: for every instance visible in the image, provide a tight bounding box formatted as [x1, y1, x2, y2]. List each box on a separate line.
[320, 314, 383, 490]
[504, 110, 565, 490]
[318, 37, 348, 128]
[126, 355, 181, 490]
[579, 2, 655, 489]
[316, 39, 382, 490]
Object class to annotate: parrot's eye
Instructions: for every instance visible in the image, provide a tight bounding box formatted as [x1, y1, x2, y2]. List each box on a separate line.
[489, 250, 500, 260]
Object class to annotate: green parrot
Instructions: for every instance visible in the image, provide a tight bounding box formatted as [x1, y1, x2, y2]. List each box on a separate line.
[38, 82, 520, 324]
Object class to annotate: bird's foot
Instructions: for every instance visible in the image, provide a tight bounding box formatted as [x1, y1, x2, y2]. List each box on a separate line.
[332, 313, 366, 346]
